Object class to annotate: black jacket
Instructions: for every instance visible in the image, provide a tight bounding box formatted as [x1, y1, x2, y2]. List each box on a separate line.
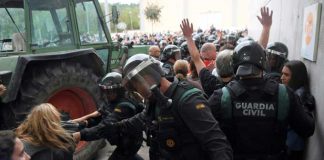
[113, 80, 233, 160]
[23, 141, 74, 160]
[162, 61, 175, 82]
[208, 78, 315, 159]
[80, 98, 142, 143]
[199, 68, 233, 97]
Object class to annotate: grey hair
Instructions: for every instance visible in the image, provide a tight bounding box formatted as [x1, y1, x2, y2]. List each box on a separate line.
[200, 43, 216, 53]
[216, 49, 234, 78]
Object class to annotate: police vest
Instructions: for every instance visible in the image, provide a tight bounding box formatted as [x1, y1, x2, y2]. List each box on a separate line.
[103, 98, 143, 117]
[220, 80, 290, 157]
[108, 99, 143, 145]
[154, 80, 208, 159]
[264, 72, 282, 83]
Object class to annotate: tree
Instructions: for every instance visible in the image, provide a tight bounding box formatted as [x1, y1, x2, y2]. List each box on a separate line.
[99, 3, 140, 33]
[144, 3, 162, 33]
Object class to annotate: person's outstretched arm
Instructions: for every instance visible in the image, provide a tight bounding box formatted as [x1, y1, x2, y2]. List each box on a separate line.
[257, 7, 273, 48]
[73, 108, 147, 142]
[180, 19, 205, 75]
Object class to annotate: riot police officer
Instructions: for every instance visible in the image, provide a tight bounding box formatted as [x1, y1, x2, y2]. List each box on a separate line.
[180, 19, 233, 97]
[180, 41, 190, 59]
[159, 40, 167, 51]
[224, 34, 237, 47]
[160, 44, 181, 81]
[72, 72, 143, 160]
[208, 41, 315, 160]
[264, 42, 289, 82]
[193, 33, 204, 50]
[107, 54, 233, 160]
[207, 35, 217, 43]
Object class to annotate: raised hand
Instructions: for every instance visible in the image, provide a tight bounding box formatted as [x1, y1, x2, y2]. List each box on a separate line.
[180, 19, 194, 39]
[257, 7, 273, 29]
[180, 19, 206, 75]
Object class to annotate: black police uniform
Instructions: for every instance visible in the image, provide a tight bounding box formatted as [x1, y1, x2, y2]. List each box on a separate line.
[162, 61, 175, 82]
[208, 78, 315, 160]
[111, 80, 233, 160]
[180, 41, 190, 59]
[264, 72, 282, 83]
[80, 97, 143, 160]
[265, 42, 289, 83]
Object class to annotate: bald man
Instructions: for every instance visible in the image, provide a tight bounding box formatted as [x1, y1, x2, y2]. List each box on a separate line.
[200, 43, 217, 71]
[148, 45, 161, 59]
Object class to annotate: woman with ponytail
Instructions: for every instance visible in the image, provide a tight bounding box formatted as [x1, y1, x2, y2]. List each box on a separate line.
[173, 60, 203, 90]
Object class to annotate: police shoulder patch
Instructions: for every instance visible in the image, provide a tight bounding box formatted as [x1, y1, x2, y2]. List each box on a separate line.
[195, 103, 206, 110]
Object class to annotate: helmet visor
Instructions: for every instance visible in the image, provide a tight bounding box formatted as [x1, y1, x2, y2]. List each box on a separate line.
[124, 74, 152, 98]
[267, 49, 287, 58]
[99, 84, 122, 90]
[123, 58, 162, 98]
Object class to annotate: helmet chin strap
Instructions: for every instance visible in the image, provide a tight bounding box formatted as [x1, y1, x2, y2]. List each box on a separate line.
[150, 84, 172, 108]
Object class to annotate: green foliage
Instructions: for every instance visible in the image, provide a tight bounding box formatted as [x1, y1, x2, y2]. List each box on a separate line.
[144, 3, 162, 23]
[99, 3, 140, 32]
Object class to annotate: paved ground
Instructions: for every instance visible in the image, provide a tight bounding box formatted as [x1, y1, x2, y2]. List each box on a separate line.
[94, 140, 150, 160]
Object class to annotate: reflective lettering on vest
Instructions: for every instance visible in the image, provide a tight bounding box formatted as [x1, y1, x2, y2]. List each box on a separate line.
[234, 102, 276, 118]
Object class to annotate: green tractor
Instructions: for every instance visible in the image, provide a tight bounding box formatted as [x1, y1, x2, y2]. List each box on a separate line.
[0, 0, 148, 159]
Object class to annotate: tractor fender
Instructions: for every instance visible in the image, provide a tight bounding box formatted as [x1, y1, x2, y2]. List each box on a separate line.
[3, 48, 105, 103]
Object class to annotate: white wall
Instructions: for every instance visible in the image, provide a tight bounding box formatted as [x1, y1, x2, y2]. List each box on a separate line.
[248, 0, 324, 159]
[140, 0, 252, 32]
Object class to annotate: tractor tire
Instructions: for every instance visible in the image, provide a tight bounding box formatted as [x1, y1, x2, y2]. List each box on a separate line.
[14, 61, 106, 160]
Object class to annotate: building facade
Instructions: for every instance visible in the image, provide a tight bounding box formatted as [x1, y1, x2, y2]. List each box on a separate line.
[249, 0, 324, 159]
[139, 0, 252, 32]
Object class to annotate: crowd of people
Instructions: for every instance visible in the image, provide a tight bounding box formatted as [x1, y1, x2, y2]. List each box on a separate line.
[0, 6, 316, 160]
[113, 22, 248, 50]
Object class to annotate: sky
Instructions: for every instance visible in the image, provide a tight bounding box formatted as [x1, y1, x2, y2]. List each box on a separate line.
[98, 0, 139, 4]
